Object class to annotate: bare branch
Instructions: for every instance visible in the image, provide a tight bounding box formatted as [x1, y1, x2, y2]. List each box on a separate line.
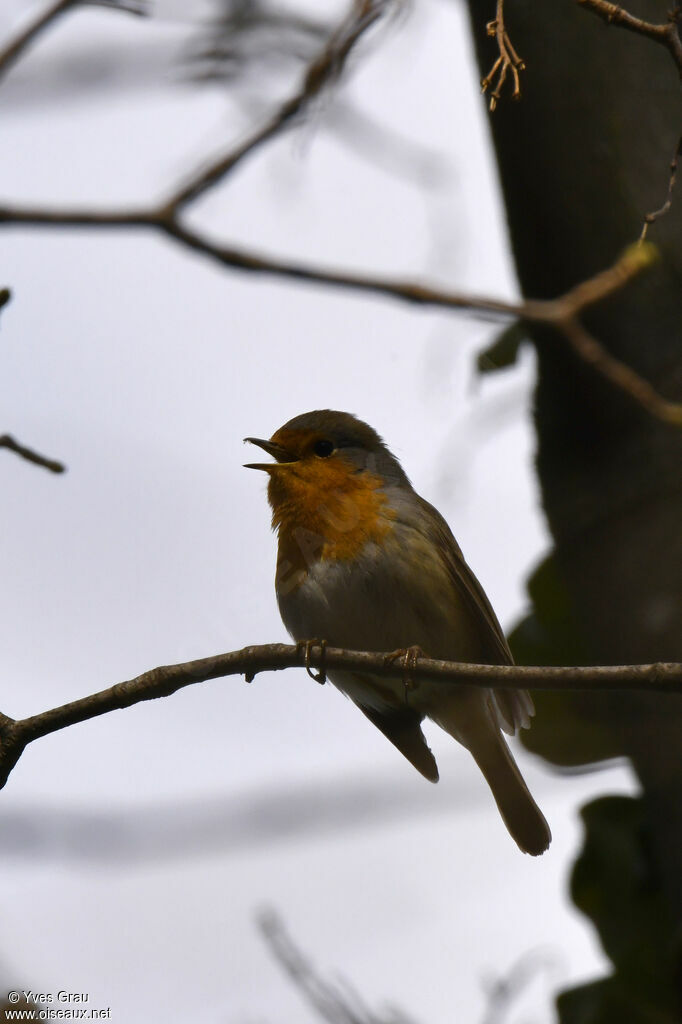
[481, 0, 525, 110]
[184, 1, 332, 88]
[481, 950, 559, 1024]
[576, 0, 682, 77]
[163, 219, 536, 318]
[167, 0, 391, 211]
[0, 290, 66, 472]
[85, 0, 149, 14]
[0, 434, 66, 473]
[172, 236, 681, 425]
[259, 908, 418, 1024]
[0, 642, 681, 791]
[0, 6, 679, 427]
[640, 132, 682, 242]
[559, 316, 682, 425]
[0, 206, 157, 228]
[0, 0, 77, 82]
[0, 293, 66, 471]
[548, 243, 653, 316]
[0, 0, 145, 84]
[0, 186, 677, 425]
[0, 206, 644, 319]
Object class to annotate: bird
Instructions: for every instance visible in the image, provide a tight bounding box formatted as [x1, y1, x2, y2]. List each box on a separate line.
[244, 410, 551, 855]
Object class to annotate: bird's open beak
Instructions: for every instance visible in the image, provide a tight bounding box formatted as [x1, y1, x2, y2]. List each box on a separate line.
[243, 437, 296, 471]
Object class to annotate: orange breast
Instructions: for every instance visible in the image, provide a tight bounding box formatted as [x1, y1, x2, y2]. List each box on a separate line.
[269, 459, 396, 592]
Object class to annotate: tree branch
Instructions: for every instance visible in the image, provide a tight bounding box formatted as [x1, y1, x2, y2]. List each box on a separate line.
[0, 434, 66, 473]
[0, 0, 76, 83]
[575, 0, 682, 272]
[559, 316, 682, 426]
[168, 0, 392, 211]
[258, 908, 416, 1024]
[481, 950, 559, 1024]
[0, 285, 66, 473]
[0, 205, 648, 323]
[0, 286, 10, 316]
[0, 0, 146, 83]
[0, 291, 66, 473]
[1, 4, 680, 427]
[0, 642, 680, 791]
[2, 168, 678, 425]
[481, 0, 525, 110]
[576, 0, 682, 77]
[640, 132, 681, 242]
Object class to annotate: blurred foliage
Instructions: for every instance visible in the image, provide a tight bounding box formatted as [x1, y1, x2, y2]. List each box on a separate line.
[183, 0, 332, 87]
[476, 322, 527, 375]
[510, 556, 622, 769]
[557, 796, 680, 1024]
[511, 555, 682, 1021]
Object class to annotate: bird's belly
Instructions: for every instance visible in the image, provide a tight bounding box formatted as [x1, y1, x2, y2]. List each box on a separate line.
[277, 535, 482, 711]
[278, 538, 450, 652]
[277, 535, 500, 726]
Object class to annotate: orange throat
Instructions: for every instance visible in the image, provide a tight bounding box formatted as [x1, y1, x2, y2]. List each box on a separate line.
[268, 460, 395, 590]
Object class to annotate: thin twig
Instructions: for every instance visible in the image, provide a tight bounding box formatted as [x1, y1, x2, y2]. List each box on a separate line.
[0, 0, 77, 82]
[86, 0, 149, 14]
[481, 950, 560, 1024]
[640, 133, 682, 241]
[259, 908, 418, 1024]
[576, 0, 682, 77]
[481, 0, 525, 110]
[166, 0, 389, 211]
[0, 0, 149, 83]
[0, 291, 66, 472]
[0, 434, 66, 473]
[559, 317, 682, 425]
[0, 642, 681, 790]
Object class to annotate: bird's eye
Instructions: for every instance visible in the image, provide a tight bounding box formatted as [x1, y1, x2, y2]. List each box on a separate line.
[313, 439, 334, 458]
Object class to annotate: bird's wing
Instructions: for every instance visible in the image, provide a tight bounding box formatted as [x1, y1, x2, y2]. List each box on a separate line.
[417, 495, 512, 664]
[355, 699, 439, 782]
[416, 495, 534, 734]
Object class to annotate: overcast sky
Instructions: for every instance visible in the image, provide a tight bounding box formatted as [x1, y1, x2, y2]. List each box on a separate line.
[0, 2, 636, 1021]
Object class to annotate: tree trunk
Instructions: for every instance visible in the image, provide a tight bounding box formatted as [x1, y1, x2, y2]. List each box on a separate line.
[465, 1, 682, 1017]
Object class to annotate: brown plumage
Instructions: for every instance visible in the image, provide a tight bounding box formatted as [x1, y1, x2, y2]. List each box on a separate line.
[246, 410, 551, 856]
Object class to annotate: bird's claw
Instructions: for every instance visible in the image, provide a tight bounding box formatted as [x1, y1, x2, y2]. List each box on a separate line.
[384, 645, 426, 701]
[297, 639, 327, 684]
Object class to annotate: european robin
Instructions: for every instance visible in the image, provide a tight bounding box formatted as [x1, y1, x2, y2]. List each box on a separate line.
[245, 410, 551, 855]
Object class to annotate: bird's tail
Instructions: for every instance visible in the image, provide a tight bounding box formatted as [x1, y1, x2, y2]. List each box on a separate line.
[432, 697, 551, 856]
[470, 729, 551, 856]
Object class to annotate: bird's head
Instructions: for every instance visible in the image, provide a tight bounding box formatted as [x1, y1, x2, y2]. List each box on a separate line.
[244, 409, 410, 543]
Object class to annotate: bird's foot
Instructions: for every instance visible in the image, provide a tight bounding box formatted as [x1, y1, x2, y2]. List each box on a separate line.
[384, 645, 426, 700]
[296, 639, 327, 684]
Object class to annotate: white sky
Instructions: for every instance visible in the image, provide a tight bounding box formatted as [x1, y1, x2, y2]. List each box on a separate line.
[0, 2, 636, 1022]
